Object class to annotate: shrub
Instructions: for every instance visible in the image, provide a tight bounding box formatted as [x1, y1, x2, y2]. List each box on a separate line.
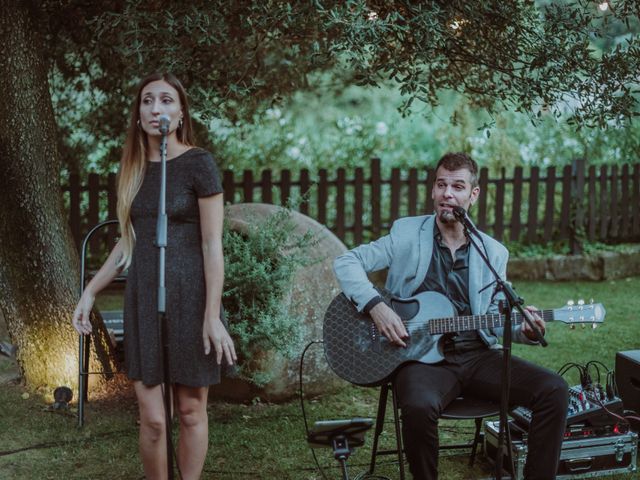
[222, 207, 317, 386]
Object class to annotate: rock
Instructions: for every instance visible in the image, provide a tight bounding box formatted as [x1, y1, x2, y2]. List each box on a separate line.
[209, 203, 347, 402]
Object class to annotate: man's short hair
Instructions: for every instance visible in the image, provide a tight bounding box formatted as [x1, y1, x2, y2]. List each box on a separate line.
[434, 152, 479, 188]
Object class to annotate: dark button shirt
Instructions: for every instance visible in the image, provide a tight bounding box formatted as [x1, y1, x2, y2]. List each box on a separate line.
[413, 224, 483, 350]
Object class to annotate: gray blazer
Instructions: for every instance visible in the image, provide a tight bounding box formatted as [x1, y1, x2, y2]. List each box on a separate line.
[333, 214, 536, 346]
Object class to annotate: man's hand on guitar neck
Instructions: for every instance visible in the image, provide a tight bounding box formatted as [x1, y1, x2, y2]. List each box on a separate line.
[522, 305, 546, 341]
[370, 302, 409, 347]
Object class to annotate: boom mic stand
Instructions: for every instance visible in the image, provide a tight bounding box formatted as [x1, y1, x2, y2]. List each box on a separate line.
[156, 115, 175, 480]
[452, 207, 546, 479]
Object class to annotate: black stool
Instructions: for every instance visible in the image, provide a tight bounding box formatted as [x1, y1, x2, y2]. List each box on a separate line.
[308, 418, 374, 480]
[368, 382, 500, 479]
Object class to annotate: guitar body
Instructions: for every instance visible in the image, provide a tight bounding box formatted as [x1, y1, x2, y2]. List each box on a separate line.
[323, 290, 455, 386]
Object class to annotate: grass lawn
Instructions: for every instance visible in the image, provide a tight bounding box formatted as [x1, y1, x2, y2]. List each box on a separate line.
[1, 277, 639, 479]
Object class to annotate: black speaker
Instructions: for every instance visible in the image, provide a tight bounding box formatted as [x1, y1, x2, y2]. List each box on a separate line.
[615, 350, 640, 414]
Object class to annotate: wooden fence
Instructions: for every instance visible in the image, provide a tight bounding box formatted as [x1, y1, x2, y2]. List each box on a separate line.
[63, 158, 640, 255]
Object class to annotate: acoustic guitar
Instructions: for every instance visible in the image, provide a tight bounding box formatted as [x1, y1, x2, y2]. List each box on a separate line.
[323, 289, 606, 386]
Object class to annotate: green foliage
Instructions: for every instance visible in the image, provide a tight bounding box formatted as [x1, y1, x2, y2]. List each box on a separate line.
[222, 207, 317, 386]
[41, 1, 640, 176]
[207, 83, 640, 175]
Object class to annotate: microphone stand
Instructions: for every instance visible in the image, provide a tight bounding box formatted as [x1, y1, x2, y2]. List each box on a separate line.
[156, 119, 175, 480]
[452, 207, 546, 479]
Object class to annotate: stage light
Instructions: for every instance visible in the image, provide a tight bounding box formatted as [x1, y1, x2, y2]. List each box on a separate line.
[53, 386, 73, 410]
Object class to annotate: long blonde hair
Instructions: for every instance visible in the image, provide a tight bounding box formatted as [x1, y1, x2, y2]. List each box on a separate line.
[116, 72, 195, 268]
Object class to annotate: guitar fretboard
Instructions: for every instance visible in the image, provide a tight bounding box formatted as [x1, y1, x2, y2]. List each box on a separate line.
[427, 310, 555, 335]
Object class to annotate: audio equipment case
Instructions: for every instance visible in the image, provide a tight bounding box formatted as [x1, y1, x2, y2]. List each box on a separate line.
[484, 420, 637, 479]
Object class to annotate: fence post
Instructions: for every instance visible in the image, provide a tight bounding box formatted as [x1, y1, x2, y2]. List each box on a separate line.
[370, 158, 381, 237]
[223, 170, 235, 204]
[587, 165, 597, 242]
[620, 164, 631, 239]
[408, 168, 418, 216]
[609, 165, 619, 239]
[69, 174, 81, 250]
[633, 164, 640, 238]
[317, 169, 328, 226]
[543, 166, 556, 243]
[494, 168, 506, 241]
[242, 170, 254, 203]
[261, 170, 272, 204]
[390, 168, 401, 221]
[477, 168, 488, 232]
[280, 169, 291, 207]
[569, 158, 586, 254]
[299, 169, 310, 215]
[354, 168, 364, 245]
[510, 166, 523, 241]
[527, 166, 539, 244]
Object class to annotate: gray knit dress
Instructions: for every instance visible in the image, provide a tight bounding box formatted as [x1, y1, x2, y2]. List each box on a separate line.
[123, 148, 223, 387]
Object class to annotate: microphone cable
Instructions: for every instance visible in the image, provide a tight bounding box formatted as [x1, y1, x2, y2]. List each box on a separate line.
[299, 339, 330, 480]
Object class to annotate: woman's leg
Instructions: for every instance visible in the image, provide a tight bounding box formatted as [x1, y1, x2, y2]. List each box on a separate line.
[175, 384, 210, 480]
[134, 381, 169, 480]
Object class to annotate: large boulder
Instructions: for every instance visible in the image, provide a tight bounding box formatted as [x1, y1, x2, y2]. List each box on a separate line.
[210, 203, 347, 401]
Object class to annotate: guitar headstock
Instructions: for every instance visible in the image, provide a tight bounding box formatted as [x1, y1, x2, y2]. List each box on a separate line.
[554, 299, 606, 328]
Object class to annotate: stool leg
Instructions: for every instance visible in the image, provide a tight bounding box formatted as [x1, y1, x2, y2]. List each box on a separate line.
[469, 417, 483, 466]
[368, 384, 389, 476]
[391, 384, 406, 480]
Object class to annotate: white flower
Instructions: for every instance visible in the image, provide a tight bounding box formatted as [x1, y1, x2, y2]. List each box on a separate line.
[265, 107, 282, 120]
[375, 121, 388, 136]
[287, 146, 301, 159]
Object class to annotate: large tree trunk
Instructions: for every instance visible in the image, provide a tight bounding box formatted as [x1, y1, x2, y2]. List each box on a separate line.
[0, 1, 115, 392]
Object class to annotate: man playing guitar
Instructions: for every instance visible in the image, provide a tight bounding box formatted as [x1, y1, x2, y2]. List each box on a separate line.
[333, 152, 568, 479]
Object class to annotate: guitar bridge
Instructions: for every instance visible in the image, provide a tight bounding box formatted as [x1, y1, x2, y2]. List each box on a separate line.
[370, 322, 382, 353]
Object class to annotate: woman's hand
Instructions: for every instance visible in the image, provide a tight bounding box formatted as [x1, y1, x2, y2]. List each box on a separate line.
[203, 316, 237, 366]
[72, 293, 95, 335]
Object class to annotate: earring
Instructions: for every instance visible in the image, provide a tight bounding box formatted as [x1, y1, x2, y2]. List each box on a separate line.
[136, 119, 141, 128]
[178, 118, 183, 129]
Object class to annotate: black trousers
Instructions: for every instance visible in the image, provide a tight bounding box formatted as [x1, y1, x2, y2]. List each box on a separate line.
[394, 347, 568, 480]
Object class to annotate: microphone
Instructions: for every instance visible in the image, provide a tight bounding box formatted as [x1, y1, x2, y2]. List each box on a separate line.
[451, 205, 480, 236]
[158, 115, 171, 135]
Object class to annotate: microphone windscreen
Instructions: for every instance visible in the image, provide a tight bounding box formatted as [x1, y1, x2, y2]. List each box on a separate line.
[159, 115, 171, 133]
[451, 206, 466, 218]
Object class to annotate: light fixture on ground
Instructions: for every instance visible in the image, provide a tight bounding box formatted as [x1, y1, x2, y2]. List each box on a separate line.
[53, 386, 73, 410]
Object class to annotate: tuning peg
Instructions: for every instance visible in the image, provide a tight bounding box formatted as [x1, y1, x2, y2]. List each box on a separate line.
[578, 299, 585, 306]
[567, 300, 575, 306]
[581, 323, 586, 329]
[590, 298, 594, 304]
[592, 323, 598, 329]
[570, 324, 576, 330]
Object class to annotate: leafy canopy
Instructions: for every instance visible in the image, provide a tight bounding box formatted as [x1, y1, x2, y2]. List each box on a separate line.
[42, 1, 639, 172]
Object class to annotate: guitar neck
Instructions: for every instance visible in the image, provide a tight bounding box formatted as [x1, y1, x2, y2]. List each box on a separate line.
[428, 309, 555, 335]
